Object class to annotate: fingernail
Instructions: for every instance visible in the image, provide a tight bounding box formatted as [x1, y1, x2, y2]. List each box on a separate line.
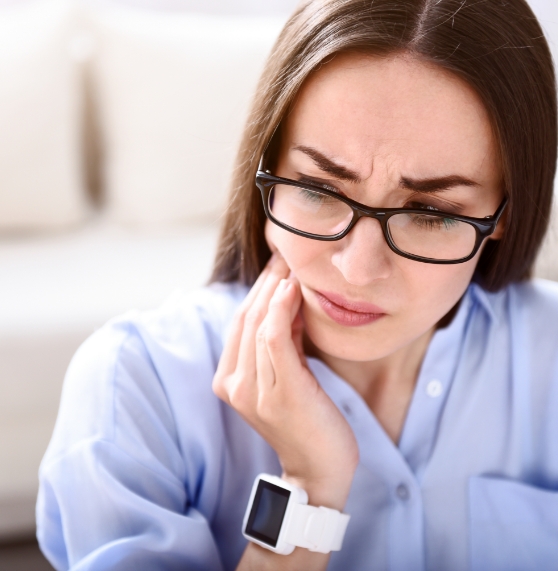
[277, 279, 290, 294]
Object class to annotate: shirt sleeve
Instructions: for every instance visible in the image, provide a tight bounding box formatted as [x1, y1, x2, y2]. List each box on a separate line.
[36, 313, 226, 571]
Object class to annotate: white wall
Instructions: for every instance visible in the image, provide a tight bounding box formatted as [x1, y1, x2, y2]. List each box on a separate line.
[528, 0, 558, 60]
[87, 0, 302, 15]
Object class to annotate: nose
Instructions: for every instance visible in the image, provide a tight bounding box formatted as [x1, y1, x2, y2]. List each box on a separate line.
[330, 216, 392, 286]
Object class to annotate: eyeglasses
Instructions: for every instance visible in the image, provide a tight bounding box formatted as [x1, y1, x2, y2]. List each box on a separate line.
[255, 160, 508, 265]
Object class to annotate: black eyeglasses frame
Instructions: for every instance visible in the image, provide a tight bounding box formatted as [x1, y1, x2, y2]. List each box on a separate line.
[255, 166, 508, 265]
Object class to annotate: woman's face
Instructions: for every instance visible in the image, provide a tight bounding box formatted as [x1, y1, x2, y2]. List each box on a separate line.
[265, 53, 504, 362]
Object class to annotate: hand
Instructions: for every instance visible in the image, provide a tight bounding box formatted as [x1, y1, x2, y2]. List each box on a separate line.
[213, 255, 359, 509]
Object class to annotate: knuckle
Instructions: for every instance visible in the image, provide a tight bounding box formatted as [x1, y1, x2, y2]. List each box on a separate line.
[265, 329, 283, 351]
[228, 385, 244, 410]
[211, 375, 226, 399]
[244, 307, 265, 329]
[227, 376, 252, 412]
[256, 323, 267, 345]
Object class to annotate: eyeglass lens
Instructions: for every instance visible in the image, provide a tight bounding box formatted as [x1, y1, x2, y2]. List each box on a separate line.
[268, 183, 478, 261]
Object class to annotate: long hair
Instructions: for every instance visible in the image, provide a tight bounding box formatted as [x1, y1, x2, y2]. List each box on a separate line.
[210, 0, 557, 292]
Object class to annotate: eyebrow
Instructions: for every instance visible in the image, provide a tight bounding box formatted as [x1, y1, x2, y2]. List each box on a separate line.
[294, 145, 362, 183]
[293, 144, 480, 193]
[400, 175, 480, 193]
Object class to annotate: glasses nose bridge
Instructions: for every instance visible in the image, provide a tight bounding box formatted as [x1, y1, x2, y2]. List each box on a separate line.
[349, 205, 391, 245]
[351, 204, 389, 235]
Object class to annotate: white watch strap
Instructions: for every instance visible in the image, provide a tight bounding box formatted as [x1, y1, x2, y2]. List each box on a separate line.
[284, 503, 351, 553]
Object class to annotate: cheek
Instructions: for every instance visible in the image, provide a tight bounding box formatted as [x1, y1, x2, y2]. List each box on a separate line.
[405, 259, 477, 322]
[392, 257, 479, 343]
[265, 220, 329, 274]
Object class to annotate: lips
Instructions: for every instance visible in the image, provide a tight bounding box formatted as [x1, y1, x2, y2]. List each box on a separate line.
[314, 290, 386, 327]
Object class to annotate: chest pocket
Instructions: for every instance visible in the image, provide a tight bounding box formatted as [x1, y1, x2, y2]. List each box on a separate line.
[469, 476, 558, 571]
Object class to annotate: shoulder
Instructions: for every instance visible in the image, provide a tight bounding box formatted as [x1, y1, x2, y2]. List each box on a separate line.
[470, 278, 558, 389]
[470, 278, 558, 326]
[43, 282, 249, 464]
[508, 278, 558, 314]
[134, 281, 249, 363]
[73, 280, 249, 388]
[467, 279, 558, 377]
[86, 280, 248, 373]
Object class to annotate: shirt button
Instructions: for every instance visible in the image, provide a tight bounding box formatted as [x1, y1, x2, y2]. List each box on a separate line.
[396, 483, 410, 501]
[426, 379, 443, 398]
[342, 403, 353, 416]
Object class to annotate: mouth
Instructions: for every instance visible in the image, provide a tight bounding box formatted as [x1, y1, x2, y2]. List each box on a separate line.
[313, 290, 386, 327]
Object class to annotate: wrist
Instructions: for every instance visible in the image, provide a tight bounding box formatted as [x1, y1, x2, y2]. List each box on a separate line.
[280, 471, 355, 512]
[243, 474, 352, 556]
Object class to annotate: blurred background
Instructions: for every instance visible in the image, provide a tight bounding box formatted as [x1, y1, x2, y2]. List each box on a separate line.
[0, 0, 556, 569]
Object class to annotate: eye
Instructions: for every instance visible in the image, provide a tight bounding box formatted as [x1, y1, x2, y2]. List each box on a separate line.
[408, 213, 459, 230]
[297, 188, 332, 203]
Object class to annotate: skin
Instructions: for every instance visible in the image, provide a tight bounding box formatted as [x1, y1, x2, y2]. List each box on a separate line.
[213, 52, 504, 570]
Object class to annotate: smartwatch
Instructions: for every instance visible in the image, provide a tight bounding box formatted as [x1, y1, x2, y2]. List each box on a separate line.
[242, 473, 351, 555]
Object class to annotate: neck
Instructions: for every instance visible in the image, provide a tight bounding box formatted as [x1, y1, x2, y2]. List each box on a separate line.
[305, 327, 435, 444]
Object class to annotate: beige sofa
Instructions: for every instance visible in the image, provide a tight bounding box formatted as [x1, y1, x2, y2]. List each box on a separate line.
[0, 0, 556, 541]
[0, 0, 297, 539]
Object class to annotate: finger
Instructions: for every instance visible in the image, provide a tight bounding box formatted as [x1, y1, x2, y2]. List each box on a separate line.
[215, 253, 278, 379]
[214, 308, 245, 384]
[287, 279, 306, 363]
[218, 257, 289, 409]
[237, 253, 277, 313]
[291, 310, 307, 364]
[287, 276, 302, 322]
[265, 279, 305, 385]
[255, 316, 276, 396]
[236, 257, 290, 375]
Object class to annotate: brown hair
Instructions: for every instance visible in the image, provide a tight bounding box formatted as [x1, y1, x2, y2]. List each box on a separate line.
[210, 0, 557, 291]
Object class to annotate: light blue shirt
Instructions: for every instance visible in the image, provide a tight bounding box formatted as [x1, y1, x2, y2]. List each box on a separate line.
[37, 279, 558, 571]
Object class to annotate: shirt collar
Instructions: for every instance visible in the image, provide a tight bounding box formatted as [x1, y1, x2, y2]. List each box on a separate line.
[467, 282, 498, 324]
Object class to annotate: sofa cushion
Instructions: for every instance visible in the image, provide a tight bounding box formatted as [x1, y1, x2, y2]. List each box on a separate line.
[85, 2, 285, 224]
[0, 219, 219, 537]
[0, 0, 89, 231]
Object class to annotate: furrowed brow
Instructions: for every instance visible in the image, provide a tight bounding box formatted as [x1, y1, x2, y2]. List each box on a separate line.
[400, 175, 480, 193]
[294, 145, 362, 183]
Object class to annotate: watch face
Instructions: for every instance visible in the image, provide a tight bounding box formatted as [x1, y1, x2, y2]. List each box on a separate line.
[244, 479, 291, 547]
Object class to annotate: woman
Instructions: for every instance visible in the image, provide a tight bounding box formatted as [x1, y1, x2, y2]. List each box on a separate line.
[37, 0, 558, 570]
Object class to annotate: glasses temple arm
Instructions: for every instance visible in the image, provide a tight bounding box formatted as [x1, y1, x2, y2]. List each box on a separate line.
[493, 196, 509, 223]
[258, 123, 281, 173]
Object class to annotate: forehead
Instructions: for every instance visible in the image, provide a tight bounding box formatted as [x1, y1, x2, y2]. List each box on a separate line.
[284, 52, 499, 181]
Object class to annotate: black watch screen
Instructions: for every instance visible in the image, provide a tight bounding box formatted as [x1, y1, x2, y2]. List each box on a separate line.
[244, 479, 291, 547]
